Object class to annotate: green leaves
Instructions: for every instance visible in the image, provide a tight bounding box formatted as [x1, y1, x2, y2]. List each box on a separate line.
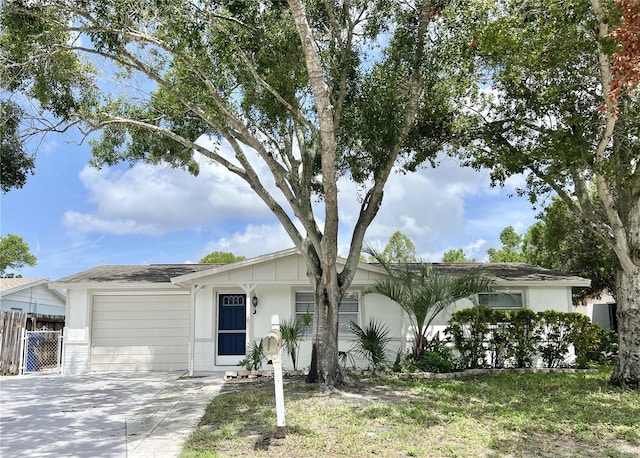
[0, 101, 34, 194]
[0, 234, 37, 275]
[348, 319, 392, 370]
[367, 246, 494, 360]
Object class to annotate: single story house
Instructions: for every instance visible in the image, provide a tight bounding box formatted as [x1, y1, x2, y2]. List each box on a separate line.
[48, 248, 591, 375]
[0, 278, 66, 316]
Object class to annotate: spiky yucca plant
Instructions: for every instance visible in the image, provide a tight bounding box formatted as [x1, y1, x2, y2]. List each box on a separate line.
[349, 319, 392, 370]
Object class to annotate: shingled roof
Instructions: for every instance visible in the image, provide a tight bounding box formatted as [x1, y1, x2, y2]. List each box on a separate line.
[421, 262, 590, 284]
[50, 259, 590, 287]
[50, 264, 219, 285]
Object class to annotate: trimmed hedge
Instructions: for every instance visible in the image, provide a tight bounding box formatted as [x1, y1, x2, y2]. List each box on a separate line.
[446, 307, 602, 369]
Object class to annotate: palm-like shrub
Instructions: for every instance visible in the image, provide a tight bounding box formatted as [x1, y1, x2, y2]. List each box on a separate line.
[238, 340, 265, 371]
[349, 319, 392, 370]
[367, 247, 494, 360]
[280, 314, 310, 371]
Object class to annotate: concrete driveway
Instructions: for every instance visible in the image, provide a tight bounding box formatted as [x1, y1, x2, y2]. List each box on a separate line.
[0, 372, 225, 458]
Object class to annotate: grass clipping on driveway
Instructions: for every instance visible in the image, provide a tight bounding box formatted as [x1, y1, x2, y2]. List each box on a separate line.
[181, 368, 640, 457]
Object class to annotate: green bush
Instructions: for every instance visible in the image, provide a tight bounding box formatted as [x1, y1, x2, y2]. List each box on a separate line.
[568, 314, 602, 369]
[446, 307, 603, 369]
[405, 332, 458, 373]
[504, 309, 542, 368]
[487, 311, 510, 368]
[536, 311, 601, 368]
[597, 329, 619, 363]
[280, 313, 310, 371]
[447, 305, 495, 369]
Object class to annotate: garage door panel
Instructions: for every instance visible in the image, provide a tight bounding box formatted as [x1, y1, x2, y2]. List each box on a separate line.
[93, 328, 188, 339]
[90, 350, 188, 364]
[93, 313, 189, 331]
[92, 301, 188, 312]
[92, 335, 188, 346]
[91, 345, 188, 356]
[90, 362, 184, 372]
[91, 294, 190, 372]
[93, 310, 189, 321]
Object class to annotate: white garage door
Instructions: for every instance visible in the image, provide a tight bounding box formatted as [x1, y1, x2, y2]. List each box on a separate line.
[91, 294, 190, 372]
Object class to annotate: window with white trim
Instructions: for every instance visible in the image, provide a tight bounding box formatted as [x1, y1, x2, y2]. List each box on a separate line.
[295, 291, 360, 335]
[477, 292, 524, 310]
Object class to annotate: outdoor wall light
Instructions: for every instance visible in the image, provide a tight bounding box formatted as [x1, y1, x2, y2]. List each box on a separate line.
[252, 293, 258, 314]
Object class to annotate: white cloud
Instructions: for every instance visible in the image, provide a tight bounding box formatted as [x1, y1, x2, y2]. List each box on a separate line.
[196, 223, 295, 261]
[334, 154, 536, 262]
[63, 151, 272, 235]
[63, 144, 537, 266]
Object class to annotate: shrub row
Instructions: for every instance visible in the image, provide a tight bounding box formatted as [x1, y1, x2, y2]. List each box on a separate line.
[445, 307, 606, 370]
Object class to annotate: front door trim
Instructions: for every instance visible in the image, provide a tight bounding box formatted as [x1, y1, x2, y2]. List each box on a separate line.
[216, 293, 247, 365]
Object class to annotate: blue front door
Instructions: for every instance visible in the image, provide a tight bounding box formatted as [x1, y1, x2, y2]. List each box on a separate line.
[217, 294, 247, 363]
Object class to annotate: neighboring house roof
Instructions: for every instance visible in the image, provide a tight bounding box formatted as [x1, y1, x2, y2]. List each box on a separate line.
[48, 248, 591, 288]
[0, 277, 66, 300]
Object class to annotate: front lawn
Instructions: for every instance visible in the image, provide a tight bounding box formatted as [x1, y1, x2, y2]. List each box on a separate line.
[181, 368, 640, 457]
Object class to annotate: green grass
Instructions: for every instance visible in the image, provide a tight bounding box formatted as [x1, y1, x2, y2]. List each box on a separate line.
[181, 368, 640, 457]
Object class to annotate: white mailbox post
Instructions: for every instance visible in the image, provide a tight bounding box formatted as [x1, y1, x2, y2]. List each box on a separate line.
[261, 314, 286, 438]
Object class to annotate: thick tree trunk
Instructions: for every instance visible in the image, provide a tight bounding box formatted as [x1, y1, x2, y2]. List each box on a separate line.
[305, 275, 343, 385]
[610, 265, 640, 389]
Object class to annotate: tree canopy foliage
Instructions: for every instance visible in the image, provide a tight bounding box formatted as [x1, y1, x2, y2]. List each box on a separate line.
[461, 0, 640, 388]
[0, 101, 35, 193]
[199, 251, 246, 264]
[0, 234, 37, 276]
[367, 231, 417, 263]
[0, 0, 470, 385]
[487, 226, 526, 263]
[524, 197, 616, 298]
[441, 248, 476, 263]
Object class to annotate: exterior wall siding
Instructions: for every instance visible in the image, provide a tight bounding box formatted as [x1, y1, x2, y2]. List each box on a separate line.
[0, 284, 65, 315]
[59, 254, 588, 374]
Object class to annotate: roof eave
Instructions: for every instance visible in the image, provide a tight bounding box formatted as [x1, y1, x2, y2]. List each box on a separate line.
[493, 278, 592, 287]
[1, 278, 49, 296]
[47, 281, 185, 290]
[171, 247, 301, 286]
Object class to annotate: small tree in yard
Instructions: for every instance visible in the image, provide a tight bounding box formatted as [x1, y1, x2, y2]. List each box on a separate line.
[1, 0, 472, 386]
[368, 247, 494, 361]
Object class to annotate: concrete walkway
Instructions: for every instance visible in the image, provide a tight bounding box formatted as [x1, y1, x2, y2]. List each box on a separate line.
[0, 371, 225, 458]
[126, 373, 225, 458]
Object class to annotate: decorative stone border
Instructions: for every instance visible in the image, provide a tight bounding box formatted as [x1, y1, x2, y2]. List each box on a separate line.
[225, 370, 273, 379]
[225, 367, 599, 381]
[391, 367, 599, 380]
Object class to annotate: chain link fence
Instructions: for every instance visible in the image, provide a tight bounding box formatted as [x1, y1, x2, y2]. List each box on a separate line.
[21, 330, 63, 374]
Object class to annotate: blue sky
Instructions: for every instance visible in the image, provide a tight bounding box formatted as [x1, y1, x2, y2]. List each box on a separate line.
[2, 127, 539, 281]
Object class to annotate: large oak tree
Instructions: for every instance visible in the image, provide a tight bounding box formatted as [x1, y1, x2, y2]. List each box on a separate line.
[0, 0, 467, 385]
[462, 0, 640, 388]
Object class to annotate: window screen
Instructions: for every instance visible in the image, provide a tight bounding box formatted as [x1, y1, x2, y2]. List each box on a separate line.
[295, 291, 360, 335]
[477, 292, 524, 310]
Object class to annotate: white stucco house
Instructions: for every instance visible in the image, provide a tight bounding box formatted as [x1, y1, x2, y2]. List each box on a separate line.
[48, 248, 591, 375]
[0, 278, 66, 315]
